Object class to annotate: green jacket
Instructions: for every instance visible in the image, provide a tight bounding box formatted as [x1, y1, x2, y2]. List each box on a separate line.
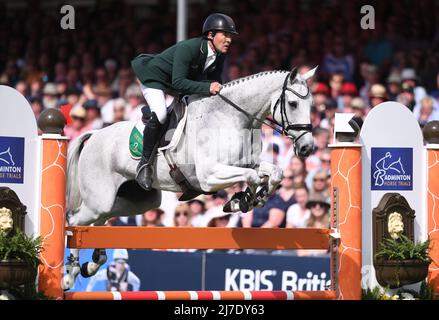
[131, 37, 224, 95]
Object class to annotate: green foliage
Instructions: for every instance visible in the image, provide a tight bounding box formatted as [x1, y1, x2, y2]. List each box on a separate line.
[362, 281, 437, 300]
[375, 234, 430, 262]
[0, 228, 43, 269]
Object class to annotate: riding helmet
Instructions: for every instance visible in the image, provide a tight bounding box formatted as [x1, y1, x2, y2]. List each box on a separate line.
[202, 13, 238, 35]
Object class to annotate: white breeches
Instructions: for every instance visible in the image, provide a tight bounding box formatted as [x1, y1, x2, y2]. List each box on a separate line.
[140, 84, 168, 124]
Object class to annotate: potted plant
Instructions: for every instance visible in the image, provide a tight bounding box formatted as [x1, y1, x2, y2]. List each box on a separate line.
[374, 234, 430, 289]
[0, 227, 43, 299]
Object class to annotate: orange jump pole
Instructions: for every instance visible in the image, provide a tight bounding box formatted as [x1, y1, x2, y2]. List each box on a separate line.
[427, 144, 439, 296]
[330, 143, 362, 300]
[66, 226, 332, 250]
[65, 290, 337, 300]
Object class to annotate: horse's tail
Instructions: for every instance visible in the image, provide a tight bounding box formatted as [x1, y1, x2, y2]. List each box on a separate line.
[66, 131, 95, 212]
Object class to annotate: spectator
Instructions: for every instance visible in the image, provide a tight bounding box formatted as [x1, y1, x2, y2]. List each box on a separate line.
[141, 208, 165, 227]
[297, 192, 330, 257]
[83, 99, 104, 130]
[113, 98, 128, 123]
[206, 208, 234, 227]
[322, 36, 355, 81]
[364, 22, 393, 68]
[126, 84, 144, 122]
[29, 96, 44, 119]
[173, 203, 192, 227]
[64, 106, 88, 142]
[351, 97, 367, 120]
[312, 127, 330, 158]
[86, 249, 141, 292]
[386, 72, 401, 101]
[188, 196, 207, 227]
[277, 168, 297, 208]
[15, 81, 28, 98]
[359, 64, 380, 105]
[369, 84, 387, 108]
[287, 155, 307, 185]
[305, 192, 330, 229]
[241, 191, 288, 229]
[397, 83, 416, 111]
[319, 99, 338, 130]
[308, 169, 330, 200]
[328, 72, 344, 101]
[312, 82, 330, 112]
[286, 184, 310, 228]
[340, 82, 358, 111]
[94, 85, 112, 110]
[42, 83, 59, 109]
[414, 96, 439, 127]
[400, 68, 427, 104]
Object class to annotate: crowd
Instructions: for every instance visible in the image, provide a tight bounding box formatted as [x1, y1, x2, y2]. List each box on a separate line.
[2, 0, 439, 257]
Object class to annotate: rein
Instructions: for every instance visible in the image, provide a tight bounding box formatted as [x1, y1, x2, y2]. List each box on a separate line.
[218, 72, 313, 151]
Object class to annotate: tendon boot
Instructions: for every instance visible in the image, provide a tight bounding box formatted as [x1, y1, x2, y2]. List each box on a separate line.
[135, 112, 162, 191]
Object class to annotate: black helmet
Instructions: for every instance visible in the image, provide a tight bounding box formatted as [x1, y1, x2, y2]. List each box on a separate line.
[202, 13, 238, 35]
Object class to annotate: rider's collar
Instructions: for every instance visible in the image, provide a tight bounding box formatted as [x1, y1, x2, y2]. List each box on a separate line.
[207, 41, 216, 58]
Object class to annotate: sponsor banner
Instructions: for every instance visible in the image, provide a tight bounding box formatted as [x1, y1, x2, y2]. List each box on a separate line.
[70, 250, 330, 292]
[205, 252, 330, 291]
[0, 136, 25, 184]
[371, 147, 413, 190]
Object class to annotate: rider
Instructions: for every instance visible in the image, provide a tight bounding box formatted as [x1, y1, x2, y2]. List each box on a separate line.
[131, 13, 238, 191]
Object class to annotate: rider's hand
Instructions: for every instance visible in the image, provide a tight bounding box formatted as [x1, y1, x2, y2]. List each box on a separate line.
[210, 82, 222, 95]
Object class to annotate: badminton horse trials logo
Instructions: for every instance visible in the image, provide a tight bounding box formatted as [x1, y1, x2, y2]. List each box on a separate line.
[0, 148, 15, 166]
[371, 147, 413, 191]
[0, 137, 25, 184]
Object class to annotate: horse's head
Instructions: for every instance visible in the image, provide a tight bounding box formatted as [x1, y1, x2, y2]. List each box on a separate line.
[271, 66, 317, 158]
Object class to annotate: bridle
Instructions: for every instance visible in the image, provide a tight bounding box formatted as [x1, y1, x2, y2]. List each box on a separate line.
[218, 71, 313, 153]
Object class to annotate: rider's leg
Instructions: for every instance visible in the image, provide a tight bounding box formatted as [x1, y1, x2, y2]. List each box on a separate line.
[136, 85, 167, 191]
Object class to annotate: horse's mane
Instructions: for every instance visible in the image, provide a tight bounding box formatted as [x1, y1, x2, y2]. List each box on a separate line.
[222, 70, 289, 89]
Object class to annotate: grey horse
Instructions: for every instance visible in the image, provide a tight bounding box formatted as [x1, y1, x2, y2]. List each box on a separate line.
[62, 67, 317, 289]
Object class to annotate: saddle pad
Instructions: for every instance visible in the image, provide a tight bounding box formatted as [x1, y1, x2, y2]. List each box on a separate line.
[129, 104, 188, 160]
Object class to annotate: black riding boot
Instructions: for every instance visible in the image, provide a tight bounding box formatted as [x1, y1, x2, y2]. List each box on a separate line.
[135, 112, 162, 191]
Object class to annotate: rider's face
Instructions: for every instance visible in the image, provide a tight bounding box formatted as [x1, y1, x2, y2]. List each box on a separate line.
[212, 31, 233, 54]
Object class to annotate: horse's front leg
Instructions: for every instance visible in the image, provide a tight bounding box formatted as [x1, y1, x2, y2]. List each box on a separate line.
[200, 163, 262, 212]
[253, 161, 283, 207]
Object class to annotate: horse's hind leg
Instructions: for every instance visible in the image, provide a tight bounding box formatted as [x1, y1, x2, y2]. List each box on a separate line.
[79, 218, 108, 278]
[64, 205, 107, 289]
[62, 249, 81, 290]
[68, 205, 98, 226]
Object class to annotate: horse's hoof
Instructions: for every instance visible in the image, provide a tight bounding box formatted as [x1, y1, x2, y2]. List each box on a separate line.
[62, 275, 74, 291]
[80, 262, 101, 278]
[92, 248, 107, 265]
[239, 198, 250, 213]
[62, 266, 80, 290]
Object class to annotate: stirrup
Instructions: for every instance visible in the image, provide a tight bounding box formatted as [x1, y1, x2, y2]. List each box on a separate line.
[135, 162, 154, 191]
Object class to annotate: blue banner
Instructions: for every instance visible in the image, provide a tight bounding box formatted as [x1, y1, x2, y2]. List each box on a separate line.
[0, 136, 24, 184]
[68, 249, 330, 292]
[371, 147, 413, 190]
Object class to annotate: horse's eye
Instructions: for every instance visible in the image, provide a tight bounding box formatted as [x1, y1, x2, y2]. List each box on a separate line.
[288, 101, 298, 108]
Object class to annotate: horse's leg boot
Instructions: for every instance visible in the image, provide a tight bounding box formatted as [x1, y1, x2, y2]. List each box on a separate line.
[135, 112, 162, 191]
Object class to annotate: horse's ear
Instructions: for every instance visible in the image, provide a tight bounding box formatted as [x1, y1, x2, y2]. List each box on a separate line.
[302, 66, 318, 81]
[289, 67, 298, 83]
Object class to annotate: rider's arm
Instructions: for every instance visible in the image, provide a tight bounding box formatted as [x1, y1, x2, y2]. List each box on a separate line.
[172, 44, 212, 94]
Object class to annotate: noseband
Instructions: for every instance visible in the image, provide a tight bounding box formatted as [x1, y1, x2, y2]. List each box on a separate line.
[272, 73, 313, 151]
[218, 71, 313, 155]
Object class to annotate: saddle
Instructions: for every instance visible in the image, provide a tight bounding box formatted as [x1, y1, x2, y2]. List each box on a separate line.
[129, 97, 188, 158]
[129, 97, 207, 201]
